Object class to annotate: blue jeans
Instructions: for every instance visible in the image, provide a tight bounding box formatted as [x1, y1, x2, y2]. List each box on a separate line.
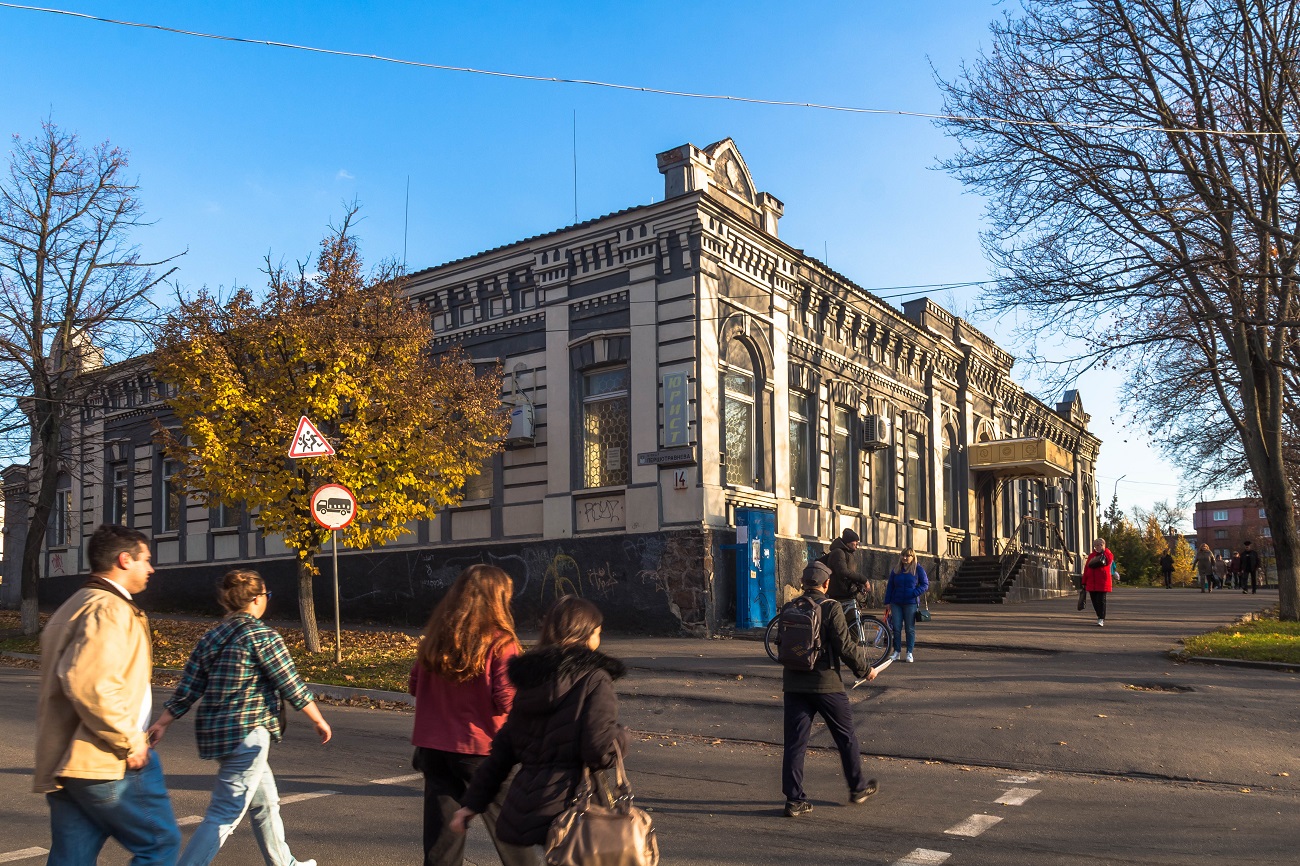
[179, 726, 306, 866]
[890, 603, 918, 654]
[47, 750, 181, 866]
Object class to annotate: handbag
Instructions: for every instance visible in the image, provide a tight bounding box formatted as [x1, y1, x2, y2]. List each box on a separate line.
[545, 743, 660, 866]
[916, 593, 932, 623]
[1077, 586, 1087, 610]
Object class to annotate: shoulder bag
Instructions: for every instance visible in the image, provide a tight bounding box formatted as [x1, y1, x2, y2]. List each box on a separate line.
[545, 742, 660, 866]
[916, 591, 932, 622]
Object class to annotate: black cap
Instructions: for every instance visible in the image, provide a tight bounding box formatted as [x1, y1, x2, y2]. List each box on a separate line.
[841, 528, 860, 543]
[1243, 540, 1252, 546]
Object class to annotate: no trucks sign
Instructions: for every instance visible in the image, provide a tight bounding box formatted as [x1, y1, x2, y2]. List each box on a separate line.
[310, 483, 356, 531]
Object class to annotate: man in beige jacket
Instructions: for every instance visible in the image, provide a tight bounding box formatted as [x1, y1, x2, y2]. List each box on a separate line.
[35, 524, 181, 864]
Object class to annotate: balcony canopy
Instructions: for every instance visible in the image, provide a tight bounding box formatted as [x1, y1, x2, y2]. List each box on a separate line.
[969, 437, 1074, 480]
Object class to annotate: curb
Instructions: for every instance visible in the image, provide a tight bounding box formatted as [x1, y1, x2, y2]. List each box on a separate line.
[1182, 655, 1300, 674]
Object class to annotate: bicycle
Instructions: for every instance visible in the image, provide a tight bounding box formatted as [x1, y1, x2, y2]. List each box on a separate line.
[763, 596, 893, 668]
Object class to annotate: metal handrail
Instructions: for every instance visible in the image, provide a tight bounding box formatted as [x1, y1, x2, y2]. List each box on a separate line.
[999, 515, 1074, 584]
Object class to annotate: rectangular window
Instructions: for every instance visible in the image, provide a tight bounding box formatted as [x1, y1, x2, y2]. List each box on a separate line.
[1259, 508, 1267, 519]
[872, 442, 894, 515]
[1212, 510, 1228, 521]
[1215, 529, 1227, 539]
[464, 458, 495, 502]
[905, 432, 927, 521]
[52, 489, 73, 546]
[583, 368, 630, 488]
[110, 465, 129, 525]
[832, 408, 854, 506]
[457, 304, 477, 327]
[789, 393, 814, 499]
[161, 459, 182, 533]
[1262, 526, 1272, 537]
[213, 500, 241, 529]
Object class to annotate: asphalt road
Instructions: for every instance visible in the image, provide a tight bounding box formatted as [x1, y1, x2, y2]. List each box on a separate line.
[2, 588, 1297, 864]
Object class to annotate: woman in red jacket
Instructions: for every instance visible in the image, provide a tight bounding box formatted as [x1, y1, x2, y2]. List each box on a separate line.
[1083, 538, 1115, 627]
[409, 565, 534, 866]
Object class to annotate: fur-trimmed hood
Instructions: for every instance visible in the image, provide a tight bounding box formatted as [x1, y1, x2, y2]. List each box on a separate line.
[507, 645, 626, 714]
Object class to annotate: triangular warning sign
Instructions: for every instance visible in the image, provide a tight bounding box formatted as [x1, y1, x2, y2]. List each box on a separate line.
[288, 416, 335, 458]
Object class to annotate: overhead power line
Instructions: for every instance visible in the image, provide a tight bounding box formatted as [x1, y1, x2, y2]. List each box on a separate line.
[0, 2, 1290, 138]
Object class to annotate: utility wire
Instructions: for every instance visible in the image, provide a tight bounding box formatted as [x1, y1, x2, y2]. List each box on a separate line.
[0, 2, 1291, 138]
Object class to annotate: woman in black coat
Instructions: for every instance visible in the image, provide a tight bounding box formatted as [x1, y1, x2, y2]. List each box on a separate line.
[451, 596, 627, 850]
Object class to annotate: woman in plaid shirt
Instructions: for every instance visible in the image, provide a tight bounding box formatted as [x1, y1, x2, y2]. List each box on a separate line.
[149, 569, 332, 866]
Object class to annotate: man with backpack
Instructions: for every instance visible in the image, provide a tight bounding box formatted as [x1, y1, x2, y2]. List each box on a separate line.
[777, 560, 878, 818]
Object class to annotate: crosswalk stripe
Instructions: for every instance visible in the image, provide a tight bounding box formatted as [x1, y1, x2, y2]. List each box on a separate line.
[177, 815, 204, 826]
[0, 849, 48, 863]
[279, 789, 338, 805]
[892, 849, 952, 865]
[369, 773, 422, 785]
[945, 814, 1003, 837]
[996, 773, 1040, 784]
[995, 787, 1042, 805]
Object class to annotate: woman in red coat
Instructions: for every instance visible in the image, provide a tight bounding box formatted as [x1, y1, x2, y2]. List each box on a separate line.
[409, 565, 535, 866]
[1083, 538, 1114, 626]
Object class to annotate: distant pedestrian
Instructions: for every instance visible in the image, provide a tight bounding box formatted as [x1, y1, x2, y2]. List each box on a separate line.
[1230, 550, 1242, 589]
[822, 528, 869, 603]
[1240, 540, 1261, 594]
[1194, 544, 1215, 593]
[451, 596, 627, 853]
[35, 524, 181, 865]
[1083, 538, 1114, 626]
[773, 561, 879, 818]
[148, 569, 332, 866]
[408, 566, 534, 866]
[883, 547, 929, 663]
[1159, 550, 1174, 589]
[1212, 554, 1228, 591]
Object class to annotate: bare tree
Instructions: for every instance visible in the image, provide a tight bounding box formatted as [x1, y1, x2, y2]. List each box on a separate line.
[938, 0, 1300, 619]
[0, 122, 178, 634]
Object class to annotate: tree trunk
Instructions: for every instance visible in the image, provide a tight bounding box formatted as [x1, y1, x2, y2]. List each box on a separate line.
[20, 413, 62, 636]
[296, 557, 321, 653]
[1259, 481, 1299, 621]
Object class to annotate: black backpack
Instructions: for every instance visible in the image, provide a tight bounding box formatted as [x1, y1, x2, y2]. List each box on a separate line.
[776, 595, 827, 671]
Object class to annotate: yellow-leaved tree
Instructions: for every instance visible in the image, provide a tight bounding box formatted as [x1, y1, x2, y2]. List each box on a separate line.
[1171, 535, 1196, 587]
[153, 213, 507, 651]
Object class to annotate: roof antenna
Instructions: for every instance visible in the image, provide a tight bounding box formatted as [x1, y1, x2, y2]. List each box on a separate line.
[572, 110, 579, 223]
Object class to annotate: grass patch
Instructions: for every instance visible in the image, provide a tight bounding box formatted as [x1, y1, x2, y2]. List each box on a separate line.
[0, 610, 419, 693]
[1182, 612, 1300, 665]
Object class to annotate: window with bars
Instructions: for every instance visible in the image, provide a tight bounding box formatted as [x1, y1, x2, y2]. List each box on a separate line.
[941, 429, 958, 527]
[905, 432, 928, 521]
[52, 488, 73, 546]
[582, 368, 630, 488]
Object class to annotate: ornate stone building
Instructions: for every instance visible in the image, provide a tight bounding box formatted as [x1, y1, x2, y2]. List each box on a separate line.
[1, 139, 1100, 633]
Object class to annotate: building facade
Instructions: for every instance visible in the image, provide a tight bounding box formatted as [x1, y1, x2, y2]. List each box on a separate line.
[1, 139, 1101, 633]
[1193, 497, 1273, 569]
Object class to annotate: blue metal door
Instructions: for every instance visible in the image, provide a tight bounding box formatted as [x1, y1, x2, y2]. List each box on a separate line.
[735, 508, 777, 628]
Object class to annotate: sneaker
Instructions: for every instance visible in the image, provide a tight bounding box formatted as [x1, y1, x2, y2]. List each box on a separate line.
[905, 652, 914, 662]
[784, 800, 813, 817]
[890, 652, 901, 661]
[1097, 619, 1104, 627]
[849, 779, 879, 804]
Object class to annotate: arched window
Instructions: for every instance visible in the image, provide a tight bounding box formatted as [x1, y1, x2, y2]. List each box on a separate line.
[871, 408, 895, 515]
[942, 427, 960, 528]
[832, 407, 856, 506]
[722, 340, 757, 487]
[905, 430, 927, 521]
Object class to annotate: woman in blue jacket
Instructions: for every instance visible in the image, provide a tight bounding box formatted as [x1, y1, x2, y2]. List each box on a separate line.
[883, 548, 929, 663]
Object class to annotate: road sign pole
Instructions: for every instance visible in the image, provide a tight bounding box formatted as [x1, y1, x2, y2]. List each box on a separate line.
[332, 530, 342, 664]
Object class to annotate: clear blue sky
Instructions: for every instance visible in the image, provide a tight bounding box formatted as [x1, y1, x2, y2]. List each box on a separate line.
[0, 0, 1206, 522]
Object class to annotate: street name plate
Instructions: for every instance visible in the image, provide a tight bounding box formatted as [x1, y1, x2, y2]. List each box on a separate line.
[637, 447, 695, 466]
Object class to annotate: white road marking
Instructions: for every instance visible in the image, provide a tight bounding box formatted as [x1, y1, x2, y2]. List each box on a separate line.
[279, 789, 338, 805]
[996, 787, 1042, 806]
[945, 814, 1003, 837]
[996, 773, 1040, 784]
[369, 772, 422, 785]
[0, 849, 47, 863]
[892, 849, 952, 865]
[177, 815, 204, 826]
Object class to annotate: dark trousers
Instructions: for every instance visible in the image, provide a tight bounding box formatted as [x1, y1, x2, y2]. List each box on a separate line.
[413, 747, 536, 866]
[1162, 570, 1172, 588]
[1244, 570, 1258, 593]
[782, 691, 866, 803]
[1089, 591, 1108, 620]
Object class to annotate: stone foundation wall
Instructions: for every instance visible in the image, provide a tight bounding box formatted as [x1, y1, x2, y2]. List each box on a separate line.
[1004, 556, 1077, 602]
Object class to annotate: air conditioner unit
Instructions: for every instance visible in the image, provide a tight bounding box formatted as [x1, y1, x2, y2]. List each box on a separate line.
[1044, 486, 1063, 509]
[861, 414, 890, 449]
[506, 402, 535, 443]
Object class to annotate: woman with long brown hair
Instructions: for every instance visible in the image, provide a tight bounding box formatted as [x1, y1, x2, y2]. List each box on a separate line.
[450, 596, 627, 854]
[409, 565, 533, 866]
